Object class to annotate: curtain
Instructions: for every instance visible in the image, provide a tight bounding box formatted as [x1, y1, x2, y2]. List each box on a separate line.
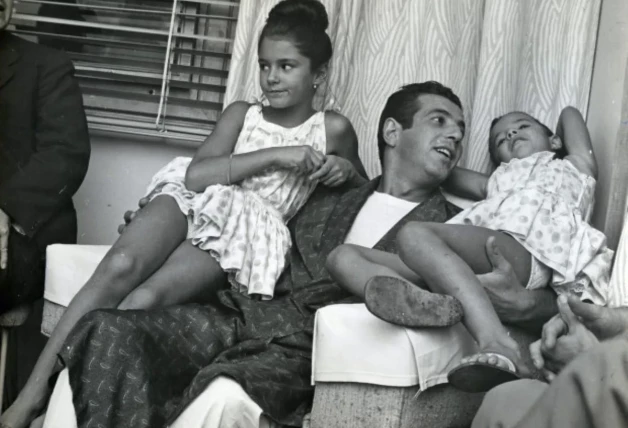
[225, 0, 601, 177]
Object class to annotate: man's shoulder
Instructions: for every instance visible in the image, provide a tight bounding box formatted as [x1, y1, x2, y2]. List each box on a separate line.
[7, 33, 73, 68]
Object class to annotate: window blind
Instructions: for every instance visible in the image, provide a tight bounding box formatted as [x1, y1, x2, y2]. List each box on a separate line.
[10, 0, 239, 143]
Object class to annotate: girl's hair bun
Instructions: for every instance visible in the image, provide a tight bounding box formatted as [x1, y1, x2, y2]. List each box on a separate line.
[267, 0, 329, 33]
[260, 0, 333, 70]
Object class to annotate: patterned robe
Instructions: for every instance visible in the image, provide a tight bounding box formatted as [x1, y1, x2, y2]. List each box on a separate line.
[60, 178, 460, 427]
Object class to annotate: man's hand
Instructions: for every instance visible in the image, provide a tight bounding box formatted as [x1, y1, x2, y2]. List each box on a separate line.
[117, 197, 149, 234]
[308, 155, 356, 187]
[476, 237, 557, 330]
[476, 236, 529, 322]
[0, 208, 9, 269]
[530, 294, 599, 381]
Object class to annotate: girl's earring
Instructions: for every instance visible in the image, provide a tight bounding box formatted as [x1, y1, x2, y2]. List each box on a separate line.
[313, 83, 319, 90]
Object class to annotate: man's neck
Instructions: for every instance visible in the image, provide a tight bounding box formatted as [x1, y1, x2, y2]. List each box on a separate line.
[376, 172, 438, 204]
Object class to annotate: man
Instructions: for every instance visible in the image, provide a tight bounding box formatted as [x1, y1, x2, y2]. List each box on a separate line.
[472, 294, 628, 428]
[42, 82, 556, 428]
[0, 0, 91, 314]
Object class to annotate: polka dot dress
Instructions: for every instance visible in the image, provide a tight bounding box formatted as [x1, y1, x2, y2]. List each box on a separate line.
[144, 104, 327, 300]
[447, 151, 614, 305]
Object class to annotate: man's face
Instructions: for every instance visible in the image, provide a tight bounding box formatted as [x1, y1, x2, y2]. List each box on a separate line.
[0, 0, 14, 31]
[396, 94, 465, 184]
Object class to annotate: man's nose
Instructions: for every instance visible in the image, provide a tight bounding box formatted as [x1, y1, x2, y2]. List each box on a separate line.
[446, 125, 463, 142]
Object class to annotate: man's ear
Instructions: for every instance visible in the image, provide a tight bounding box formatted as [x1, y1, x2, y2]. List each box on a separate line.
[383, 118, 401, 148]
[550, 135, 562, 151]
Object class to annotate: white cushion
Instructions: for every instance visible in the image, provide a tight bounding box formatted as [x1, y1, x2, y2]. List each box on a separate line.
[312, 304, 476, 390]
[44, 244, 110, 307]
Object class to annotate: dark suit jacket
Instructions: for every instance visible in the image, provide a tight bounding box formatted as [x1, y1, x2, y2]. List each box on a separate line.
[0, 32, 90, 309]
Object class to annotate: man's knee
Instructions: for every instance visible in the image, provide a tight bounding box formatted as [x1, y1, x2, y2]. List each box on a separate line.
[326, 244, 361, 274]
[397, 222, 438, 254]
[472, 379, 547, 428]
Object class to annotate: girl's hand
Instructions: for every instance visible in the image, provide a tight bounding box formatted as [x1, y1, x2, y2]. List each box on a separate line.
[308, 155, 356, 187]
[275, 146, 326, 174]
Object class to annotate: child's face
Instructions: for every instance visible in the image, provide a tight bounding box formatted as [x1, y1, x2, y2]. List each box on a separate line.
[258, 37, 320, 110]
[489, 112, 556, 164]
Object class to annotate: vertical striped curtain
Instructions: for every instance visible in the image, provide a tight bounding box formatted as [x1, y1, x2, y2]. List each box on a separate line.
[225, 0, 601, 177]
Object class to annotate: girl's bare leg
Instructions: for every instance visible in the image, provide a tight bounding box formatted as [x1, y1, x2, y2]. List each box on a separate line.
[117, 240, 228, 310]
[396, 222, 531, 372]
[326, 244, 421, 299]
[0, 196, 187, 428]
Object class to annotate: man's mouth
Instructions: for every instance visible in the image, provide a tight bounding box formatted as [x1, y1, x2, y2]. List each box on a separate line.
[434, 147, 453, 160]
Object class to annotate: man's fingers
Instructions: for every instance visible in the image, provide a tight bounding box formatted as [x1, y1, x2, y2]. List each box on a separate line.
[529, 339, 545, 369]
[542, 369, 556, 382]
[309, 161, 331, 181]
[485, 236, 512, 273]
[567, 295, 603, 326]
[123, 210, 137, 224]
[541, 314, 566, 349]
[557, 294, 581, 331]
[117, 224, 126, 235]
[138, 197, 150, 208]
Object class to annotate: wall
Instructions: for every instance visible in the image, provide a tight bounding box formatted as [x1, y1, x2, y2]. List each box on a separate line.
[73, 134, 195, 245]
[587, 0, 628, 243]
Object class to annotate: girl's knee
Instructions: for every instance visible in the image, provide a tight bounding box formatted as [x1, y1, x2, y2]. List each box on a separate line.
[117, 288, 161, 310]
[102, 250, 143, 282]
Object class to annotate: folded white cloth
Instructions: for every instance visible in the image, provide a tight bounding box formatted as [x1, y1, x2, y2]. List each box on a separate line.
[312, 304, 477, 390]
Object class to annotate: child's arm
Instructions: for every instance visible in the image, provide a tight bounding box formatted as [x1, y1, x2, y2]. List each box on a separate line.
[309, 111, 368, 188]
[186, 102, 326, 191]
[443, 167, 489, 201]
[557, 106, 598, 179]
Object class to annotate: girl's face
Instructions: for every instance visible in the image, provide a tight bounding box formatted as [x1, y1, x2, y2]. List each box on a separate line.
[489, 112, 560, 164]
[258, 36, 322, 110]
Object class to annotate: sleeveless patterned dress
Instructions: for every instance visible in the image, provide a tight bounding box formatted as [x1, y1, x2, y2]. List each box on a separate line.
[144, 104, 327, 299]
[447, 151, 614, 305]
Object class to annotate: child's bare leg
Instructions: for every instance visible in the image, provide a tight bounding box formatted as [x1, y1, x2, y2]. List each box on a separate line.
[326, 244, 421, 298]
[397, 222, 531, 372]
[326, 244, 464, 326]
[118, 240, 228, 310]
[0, 195, 187, 428]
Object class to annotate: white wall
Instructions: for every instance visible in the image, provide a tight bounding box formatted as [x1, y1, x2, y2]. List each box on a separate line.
[73, 134, 195, 245]
[587, 0, 628, 238]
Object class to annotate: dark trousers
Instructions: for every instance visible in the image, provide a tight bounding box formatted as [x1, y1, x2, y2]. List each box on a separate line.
[0, 231, 46, 314]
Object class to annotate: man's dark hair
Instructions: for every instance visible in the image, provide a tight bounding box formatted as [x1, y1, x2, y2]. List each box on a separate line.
[377, 81, 463, 167]
[488, 112, 562, 165]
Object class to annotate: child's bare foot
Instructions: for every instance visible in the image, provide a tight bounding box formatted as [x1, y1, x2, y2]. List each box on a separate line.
[447, 337, 530, 393]
[364, 276, 464, 328]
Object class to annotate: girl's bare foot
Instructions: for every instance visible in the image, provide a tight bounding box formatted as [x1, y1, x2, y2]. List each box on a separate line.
[447, 336, 530, 393]
[0, 385, 50, 428]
